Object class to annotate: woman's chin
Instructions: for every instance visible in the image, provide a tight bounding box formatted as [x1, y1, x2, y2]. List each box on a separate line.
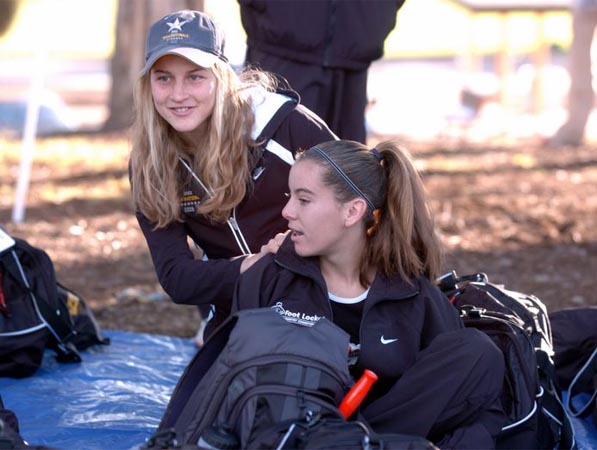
[294, 244, 315, 258]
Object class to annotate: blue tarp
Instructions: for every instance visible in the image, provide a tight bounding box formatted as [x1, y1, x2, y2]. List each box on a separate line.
[0, 330, 595, 450]
[0, 330, 196, 450]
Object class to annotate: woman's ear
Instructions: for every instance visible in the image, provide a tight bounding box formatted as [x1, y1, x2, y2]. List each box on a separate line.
[344, 198, 368, 227]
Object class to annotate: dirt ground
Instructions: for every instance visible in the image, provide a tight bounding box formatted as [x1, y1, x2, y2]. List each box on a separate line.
[0, 132, 595, 340]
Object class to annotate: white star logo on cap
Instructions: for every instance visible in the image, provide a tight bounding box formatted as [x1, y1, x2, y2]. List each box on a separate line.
[167, 18, 184, 32]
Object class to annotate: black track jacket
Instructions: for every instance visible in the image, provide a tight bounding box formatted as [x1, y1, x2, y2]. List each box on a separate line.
[233, 236, 464, 402]
[135, 89, 336, 314]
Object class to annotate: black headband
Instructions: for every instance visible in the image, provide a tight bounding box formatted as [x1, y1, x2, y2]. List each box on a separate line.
[311, 147, 375, 211]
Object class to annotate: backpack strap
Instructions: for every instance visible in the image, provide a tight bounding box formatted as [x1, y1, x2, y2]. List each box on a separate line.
[537, 350, 577, 450]
[566, 347, 597, 418]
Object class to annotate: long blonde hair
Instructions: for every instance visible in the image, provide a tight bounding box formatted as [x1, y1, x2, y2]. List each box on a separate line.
[298, 140, 442, 284]
[130, 60, 276, 227]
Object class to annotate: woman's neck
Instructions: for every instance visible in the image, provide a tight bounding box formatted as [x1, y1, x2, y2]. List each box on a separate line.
[181, 121, 209, 148]
[320, 245, 373, 298]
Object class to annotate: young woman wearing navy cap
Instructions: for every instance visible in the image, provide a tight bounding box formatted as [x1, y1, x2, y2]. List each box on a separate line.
[129, 10, 337, 344]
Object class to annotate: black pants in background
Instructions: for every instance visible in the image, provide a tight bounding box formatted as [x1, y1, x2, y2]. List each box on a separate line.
[246, 48, 369, 144]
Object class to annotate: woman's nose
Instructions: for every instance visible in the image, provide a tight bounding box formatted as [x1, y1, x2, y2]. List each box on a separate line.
[282, 199, 294, 220]
[171, 80, 188, 100]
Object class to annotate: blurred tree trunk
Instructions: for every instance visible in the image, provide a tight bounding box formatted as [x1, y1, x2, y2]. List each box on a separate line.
[0, 0, 18, 36]
[103, 0, 204, 131]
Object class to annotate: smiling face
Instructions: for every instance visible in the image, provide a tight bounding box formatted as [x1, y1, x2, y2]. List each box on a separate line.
[149, 54, 217, 141]
[282, 160, 353, 258]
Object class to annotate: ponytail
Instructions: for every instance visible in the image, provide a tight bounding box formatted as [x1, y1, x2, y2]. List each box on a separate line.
[366, 141, 442, 281]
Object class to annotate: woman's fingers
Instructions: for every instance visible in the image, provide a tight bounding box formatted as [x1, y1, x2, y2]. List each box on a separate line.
[239, 230, 290, 273]
[267, 230, 290, 252]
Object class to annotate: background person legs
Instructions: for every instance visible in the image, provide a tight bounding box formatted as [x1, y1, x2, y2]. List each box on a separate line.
[245, 48, 368, 143]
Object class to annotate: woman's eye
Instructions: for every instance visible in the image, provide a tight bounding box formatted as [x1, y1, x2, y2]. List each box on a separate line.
[190, 74, 204, 81]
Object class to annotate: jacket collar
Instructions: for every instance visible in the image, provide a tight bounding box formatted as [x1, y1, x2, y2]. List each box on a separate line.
[274, 235, 420, 303]
[275, 235, 325, 286]
[249, 87, 298, 142]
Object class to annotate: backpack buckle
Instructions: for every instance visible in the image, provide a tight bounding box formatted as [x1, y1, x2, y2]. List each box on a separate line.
[144, 428, 178, 449]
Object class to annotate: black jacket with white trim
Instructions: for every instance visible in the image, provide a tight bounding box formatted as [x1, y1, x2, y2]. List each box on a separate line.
[233, 235, 464, 403]
[135, 89, 337, 317]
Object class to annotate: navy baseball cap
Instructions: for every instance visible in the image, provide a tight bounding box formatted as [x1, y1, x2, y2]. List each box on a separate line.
[142, 10, 227, 74]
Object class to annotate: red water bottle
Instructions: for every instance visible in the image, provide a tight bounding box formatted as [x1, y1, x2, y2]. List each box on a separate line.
[339, 369, 378, 419]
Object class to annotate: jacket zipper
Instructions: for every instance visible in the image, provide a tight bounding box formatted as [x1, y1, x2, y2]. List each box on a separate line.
[185, 354, 350, 443]
[180, 157, 251, 255]
[227, 210, 251, 255]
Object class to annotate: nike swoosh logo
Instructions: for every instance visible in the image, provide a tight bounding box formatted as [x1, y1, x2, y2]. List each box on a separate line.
[380, 336, 399, 344]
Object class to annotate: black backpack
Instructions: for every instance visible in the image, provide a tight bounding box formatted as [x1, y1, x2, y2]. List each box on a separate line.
[268, 416, 438, 450]
[437, 271, 576, 450]
[0, 235, 110, 378]
[143, 308, 356, 449]
[550, 307, 597, 427]
[144, 308, 436, 450]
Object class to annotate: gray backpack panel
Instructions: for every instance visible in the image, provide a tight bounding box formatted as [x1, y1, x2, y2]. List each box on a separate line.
[148, 308, 354, 449]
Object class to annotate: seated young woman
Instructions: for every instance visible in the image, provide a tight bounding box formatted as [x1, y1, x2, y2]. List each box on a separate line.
[232, 139, 506, 449]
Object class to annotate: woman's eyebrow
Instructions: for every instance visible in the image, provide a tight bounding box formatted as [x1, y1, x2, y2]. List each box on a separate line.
[294, 187, 314, 195]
